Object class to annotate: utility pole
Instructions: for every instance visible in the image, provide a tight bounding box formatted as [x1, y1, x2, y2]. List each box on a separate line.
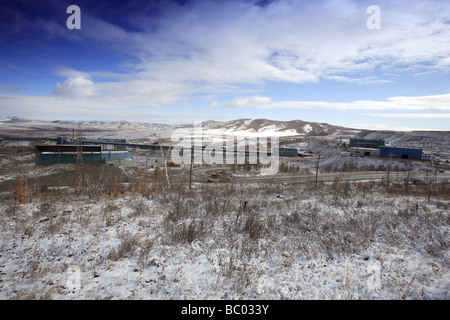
[76, 123, 83, 165]
[428, 159, 435, 203]
[433, 159, 437, 182]
[189, 144, 194, 189]
[315, 155, 320, 190]
[386, 153, 393, 190]
[386, 162, 390, 190]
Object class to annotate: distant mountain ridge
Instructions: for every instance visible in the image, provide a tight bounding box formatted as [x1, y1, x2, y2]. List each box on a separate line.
[207, 118, 353, 135]
[0, 116, 354, 135]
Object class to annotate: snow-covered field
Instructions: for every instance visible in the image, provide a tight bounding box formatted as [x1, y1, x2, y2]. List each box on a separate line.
[0, 181, 448, 300]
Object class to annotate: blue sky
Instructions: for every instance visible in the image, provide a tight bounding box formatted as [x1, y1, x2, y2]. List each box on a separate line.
[0, 0, 450, 130]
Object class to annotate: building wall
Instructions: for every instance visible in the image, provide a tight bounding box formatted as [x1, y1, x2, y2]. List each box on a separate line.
[101, 152, 132, 161]
[35, 153, 102, 165]
[274, 147, 299, 157]
[379, 146, 422, 159]
[350, 147, 380, 157]
[105, 158, 136, 167]
[35, 150, 132, 165]
[349, 139, 385, 149]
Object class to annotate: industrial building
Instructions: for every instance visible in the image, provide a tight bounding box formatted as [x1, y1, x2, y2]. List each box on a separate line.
[274, 147, 299, 157]
[349, 138, 424, 160]
[35, 144, 134, 166]
[349, 139, 385, 149]
[379, 146, 423, 160]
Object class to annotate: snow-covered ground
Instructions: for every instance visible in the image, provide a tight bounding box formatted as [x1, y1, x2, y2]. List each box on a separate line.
[0, 182, 448, 300]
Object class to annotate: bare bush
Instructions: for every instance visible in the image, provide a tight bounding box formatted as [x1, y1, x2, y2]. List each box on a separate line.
[3, 202, 19, 217]
[164, 219, 206, 244]
[129, 199, 151, 218]
[138, 237, 154, 269]
[243, 210, 265, 241]
[108, 230, 140, 261]
[74, 165, 124, 199]
[12, 175, 28, 204]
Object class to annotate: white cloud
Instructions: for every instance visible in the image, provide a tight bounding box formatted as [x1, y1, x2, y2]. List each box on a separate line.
[73, 0, 450, 89]
[348, 124, 422, 132]
[0, 93, 213, 123]
[365, 113, 450, 118]
[323, 75, 393, 85]
[210, 93, 450, 111]
[52, 76, 97, 97]
[211, 95, 273, 108]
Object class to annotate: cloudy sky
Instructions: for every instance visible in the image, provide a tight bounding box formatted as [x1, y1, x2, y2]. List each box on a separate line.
[0, 0, 449, 130]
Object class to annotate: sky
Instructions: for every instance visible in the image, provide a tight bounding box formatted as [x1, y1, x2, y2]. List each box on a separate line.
[0, 0, 449, 131]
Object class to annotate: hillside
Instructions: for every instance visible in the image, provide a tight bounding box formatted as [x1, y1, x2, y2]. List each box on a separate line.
[206, 118, 352, 135]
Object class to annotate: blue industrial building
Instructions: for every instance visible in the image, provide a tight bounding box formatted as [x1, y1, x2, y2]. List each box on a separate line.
[379, 146, 423, 160]
[35, 145, 132, 165]
[274, 147, 299, 157]
[349, 137, 424, 160]
[35, 153, 101, 165]
[350, 139, 385, 149]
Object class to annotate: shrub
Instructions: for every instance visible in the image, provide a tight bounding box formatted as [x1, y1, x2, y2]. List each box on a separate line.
[243, 211, 265, 240]
[12, 175, 29, 204]
[164, 219, 206, 244]
[134, 179, 147, 196]
[108, 230, 140, 261]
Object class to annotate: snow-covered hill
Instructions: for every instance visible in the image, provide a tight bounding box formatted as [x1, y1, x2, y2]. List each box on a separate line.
[0, 117, 348, 132]
[208, 118, 350, 135]
[0, 117, 353, 140]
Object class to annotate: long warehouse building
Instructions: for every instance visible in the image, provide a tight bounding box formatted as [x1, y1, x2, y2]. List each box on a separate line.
[379, 146, 423, 160]
[35, 145, 133, 165]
